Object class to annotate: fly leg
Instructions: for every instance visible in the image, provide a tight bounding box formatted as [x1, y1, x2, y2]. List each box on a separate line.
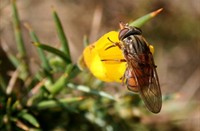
[101, 59, 126, 62]
[105, 37, 122, 50]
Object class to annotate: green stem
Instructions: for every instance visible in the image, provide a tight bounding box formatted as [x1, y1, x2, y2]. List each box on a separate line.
[36, 97, 83, 110]
[67, 83, 115, 101]
[11, 0, 29, 79]
[25, 23, 53, 83]
[47, 64, 73, 95]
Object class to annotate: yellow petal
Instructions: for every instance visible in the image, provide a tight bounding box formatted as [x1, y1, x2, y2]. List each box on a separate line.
[149, 45, 154, 54]
[83, 31, 126, 82]
[83, 43, 110, 81]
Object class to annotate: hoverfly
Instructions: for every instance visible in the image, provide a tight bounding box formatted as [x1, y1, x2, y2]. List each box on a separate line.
[103, 22, 162, 113]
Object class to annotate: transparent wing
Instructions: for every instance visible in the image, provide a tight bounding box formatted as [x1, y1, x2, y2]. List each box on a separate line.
[139, 65, 162, 113]
[128, 54, 162, 113]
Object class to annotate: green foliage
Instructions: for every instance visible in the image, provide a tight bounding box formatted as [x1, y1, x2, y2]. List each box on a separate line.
[1, 1, 192, 131]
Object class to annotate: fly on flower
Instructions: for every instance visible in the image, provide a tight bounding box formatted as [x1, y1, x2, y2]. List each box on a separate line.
[102, 22, 162, 113]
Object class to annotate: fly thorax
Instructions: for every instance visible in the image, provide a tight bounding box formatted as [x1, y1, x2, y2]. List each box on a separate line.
[123, 35, 150, 54]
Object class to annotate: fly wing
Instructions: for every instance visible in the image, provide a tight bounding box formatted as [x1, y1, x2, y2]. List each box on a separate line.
[128, 53, 162, 113]
[139, 65, 162, 113]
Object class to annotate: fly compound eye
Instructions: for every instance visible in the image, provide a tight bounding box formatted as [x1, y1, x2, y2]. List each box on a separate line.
[119, 26, 142, 41]
[133, 27, 142, 35]
[119, 28, 129, 40]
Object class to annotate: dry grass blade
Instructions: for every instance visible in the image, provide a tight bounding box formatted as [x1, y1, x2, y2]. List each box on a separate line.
[6, 68, 19, 95]
[15, 119, 30, 131]
[178, 67, 200, 103]
[89, 4, 103, 42]
[28, 78, 46, 96]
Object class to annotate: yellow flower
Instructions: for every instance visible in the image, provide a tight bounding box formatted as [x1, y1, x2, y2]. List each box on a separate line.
[83, 31, 126, 82]
[82, 31, 154, 83]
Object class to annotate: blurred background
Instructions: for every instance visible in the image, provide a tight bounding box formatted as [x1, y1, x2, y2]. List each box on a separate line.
[0, 0, 199, 131]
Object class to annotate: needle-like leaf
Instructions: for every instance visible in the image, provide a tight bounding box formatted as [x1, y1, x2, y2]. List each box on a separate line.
[52, 8, 71, 63]
[33, 42, 71, 64]
[129, 8, 163, 27]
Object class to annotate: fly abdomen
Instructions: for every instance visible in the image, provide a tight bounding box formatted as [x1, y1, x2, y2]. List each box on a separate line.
[125, 68, 139, 92]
